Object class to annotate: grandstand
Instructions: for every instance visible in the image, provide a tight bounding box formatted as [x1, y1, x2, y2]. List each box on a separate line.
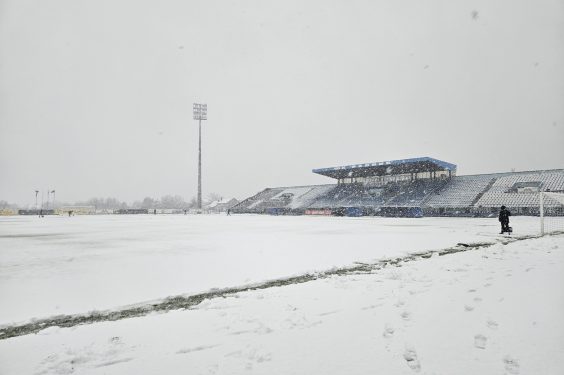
[473, 171, 564, 215]
[232, 157, 564, 217]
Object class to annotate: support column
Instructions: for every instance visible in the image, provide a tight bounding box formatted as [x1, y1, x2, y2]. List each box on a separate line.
[197, 118, 202, 210]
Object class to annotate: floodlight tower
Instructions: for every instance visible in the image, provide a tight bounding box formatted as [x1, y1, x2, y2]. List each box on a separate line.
[193, 103, 207, 210]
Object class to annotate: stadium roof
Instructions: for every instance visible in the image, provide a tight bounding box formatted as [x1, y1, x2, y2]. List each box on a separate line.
[312, 157, 457, 179]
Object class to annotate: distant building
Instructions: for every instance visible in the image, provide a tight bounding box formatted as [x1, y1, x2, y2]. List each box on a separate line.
[0, 208, 17, 216]
[204, 198, 239, 213]
[114, 208, 149, 215]
[18, 209, 56, 215]
[57, 206, 96, 215]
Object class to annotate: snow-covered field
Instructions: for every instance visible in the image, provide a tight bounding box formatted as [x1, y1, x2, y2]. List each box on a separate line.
[0, 214, 543, 325]
[1, 214, 563, 374]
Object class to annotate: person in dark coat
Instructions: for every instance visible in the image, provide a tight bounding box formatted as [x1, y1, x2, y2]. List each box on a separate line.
[498, 205, 511, 234]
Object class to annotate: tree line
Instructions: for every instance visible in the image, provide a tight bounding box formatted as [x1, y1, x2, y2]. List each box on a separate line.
[1, 193, 225, 210]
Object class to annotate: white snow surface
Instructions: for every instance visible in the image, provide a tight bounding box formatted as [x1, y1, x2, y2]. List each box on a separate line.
[0, 227, 562, 374]
[0, 215, 544, 325]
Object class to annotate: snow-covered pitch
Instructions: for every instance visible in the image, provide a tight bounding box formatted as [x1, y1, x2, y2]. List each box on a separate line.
[1, 215, 563, 374]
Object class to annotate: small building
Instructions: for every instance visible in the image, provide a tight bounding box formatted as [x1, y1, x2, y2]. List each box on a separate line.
[0, 208, 18, 216]
[204, 198, 239, 213]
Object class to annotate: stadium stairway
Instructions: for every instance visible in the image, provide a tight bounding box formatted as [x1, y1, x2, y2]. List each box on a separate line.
[470, 177, 498, 207]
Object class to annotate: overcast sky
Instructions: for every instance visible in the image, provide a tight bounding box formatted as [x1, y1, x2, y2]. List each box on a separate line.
[1, 0, 563, 205]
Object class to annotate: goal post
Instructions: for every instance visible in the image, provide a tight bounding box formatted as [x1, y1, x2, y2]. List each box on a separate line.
[540, 192, 564, 236]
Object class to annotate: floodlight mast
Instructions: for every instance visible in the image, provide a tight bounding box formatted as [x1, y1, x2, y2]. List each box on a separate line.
[193, 103, 207, 210]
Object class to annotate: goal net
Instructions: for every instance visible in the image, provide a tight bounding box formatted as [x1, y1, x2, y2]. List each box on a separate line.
[540, 192, 564, 235]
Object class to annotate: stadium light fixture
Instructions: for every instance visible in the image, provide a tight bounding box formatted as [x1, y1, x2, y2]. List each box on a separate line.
[193, 103, 208, 210]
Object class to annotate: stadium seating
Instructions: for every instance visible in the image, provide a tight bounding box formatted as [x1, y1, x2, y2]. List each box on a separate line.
[232, 188, 285, 213]
[475, 172, 564, 208]
[383, 179, 448, 207]
[425, 174, 499, 208]
[232, 169, 564, 216]
[233, 185, 337, 212]
[285, 185, 336, 209]
[308, 183, 380, 208]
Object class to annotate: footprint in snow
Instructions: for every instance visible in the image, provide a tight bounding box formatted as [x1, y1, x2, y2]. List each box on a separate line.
[403, 348, 421, 372]
[255, 324, 273, 335]
[474, 334, 487, 349]
[401, 311, 411, 320]
[503, 355, 520, 374]
[382, 324, 394, 338]
[109, 336, 121, 344]
[464, 305, 474, 312]
[487, 320, 499, 330]
[285, 304, 298, 312]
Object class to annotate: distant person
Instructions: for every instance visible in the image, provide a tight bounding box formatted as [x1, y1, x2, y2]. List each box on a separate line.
[227, 209, 231, 216]
[184, 209, 187, 215]
[68, 210, 73, 217]
[498, 205, 511, 234]
[154, 209, 157, 215]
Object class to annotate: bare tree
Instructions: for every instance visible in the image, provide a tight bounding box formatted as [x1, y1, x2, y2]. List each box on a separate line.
[0, 200, 18, 209]
[140, 197, 156, 209]
[159, 195, 186, 208]
[187, 196, 198, 208]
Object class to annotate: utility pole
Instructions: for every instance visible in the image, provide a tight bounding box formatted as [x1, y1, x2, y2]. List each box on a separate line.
[193, 103, 207, 211]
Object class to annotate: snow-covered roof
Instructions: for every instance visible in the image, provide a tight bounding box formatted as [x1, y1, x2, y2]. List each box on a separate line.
[205, 198, 238, 209]
[313, 157, 457, 179]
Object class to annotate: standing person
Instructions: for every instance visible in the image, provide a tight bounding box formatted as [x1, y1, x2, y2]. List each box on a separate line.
[498, 205, 511, 234]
